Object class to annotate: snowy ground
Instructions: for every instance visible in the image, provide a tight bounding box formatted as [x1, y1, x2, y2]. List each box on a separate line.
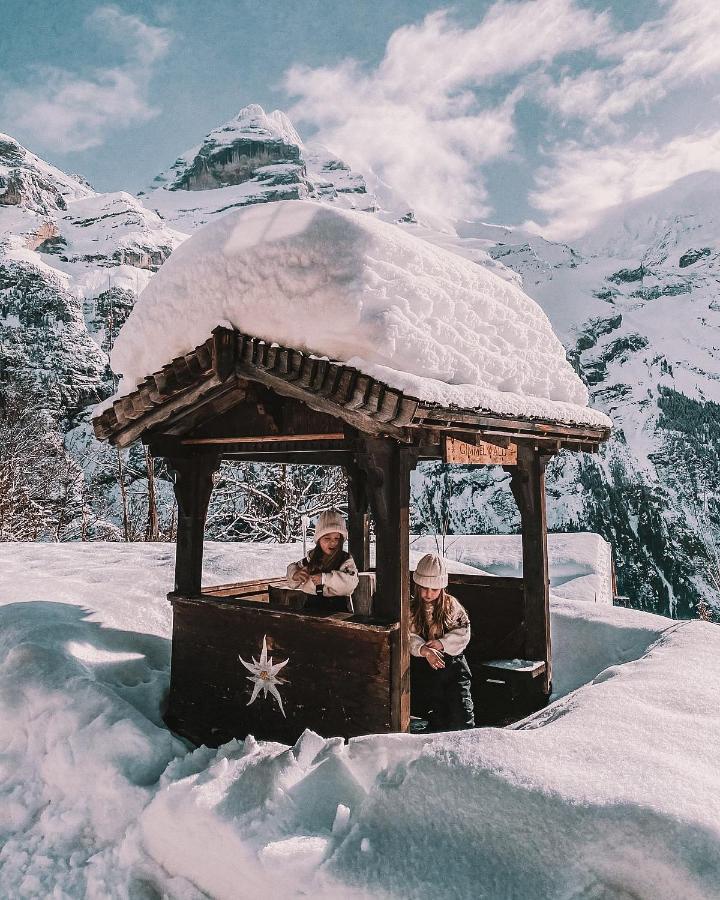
[411, 532, 615, 605]
[1, 541, 718, 899]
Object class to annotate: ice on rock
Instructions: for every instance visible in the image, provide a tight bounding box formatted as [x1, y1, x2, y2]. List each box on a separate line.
[110, 200, 611, 429]
[332, 803, 351, 835]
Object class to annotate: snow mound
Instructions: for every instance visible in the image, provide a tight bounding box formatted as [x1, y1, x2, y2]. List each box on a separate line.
[3, 543, 717, 899]
[111, 201, 610, 428]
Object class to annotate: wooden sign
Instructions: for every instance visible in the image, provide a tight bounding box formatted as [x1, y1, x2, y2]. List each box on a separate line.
[443, 436, 517, 466]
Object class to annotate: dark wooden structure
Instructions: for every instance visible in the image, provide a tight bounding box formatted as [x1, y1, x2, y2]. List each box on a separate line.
[93, 327, 610, 744]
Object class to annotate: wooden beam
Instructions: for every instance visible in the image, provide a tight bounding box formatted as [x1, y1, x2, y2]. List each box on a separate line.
[167, 450, 222, 597]
[236, 356, 413, 441]
[102, 373, 226, 447]
[507, 444, 552, 695]
[181, 432, 346, 445]
[358, 438, 418, 732]
[219, 451, 354, 465]
[346, 462, 371, 571]
[415, 406, 609, 443]
[160, 382, 247, 437]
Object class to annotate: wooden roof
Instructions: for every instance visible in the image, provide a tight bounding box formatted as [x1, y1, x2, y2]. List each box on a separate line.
[93, 327, 611, 451]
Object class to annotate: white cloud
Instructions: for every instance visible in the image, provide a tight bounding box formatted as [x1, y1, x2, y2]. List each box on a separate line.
[528, 129, 720, 239]
[542, 0, 720, 125]
[284, 1, 610, 221]
[88, 5, 171, 66]
[3, 6, 171, 152]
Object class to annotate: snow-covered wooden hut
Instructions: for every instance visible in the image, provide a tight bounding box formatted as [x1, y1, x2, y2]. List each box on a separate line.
[92, 201, 611, 745]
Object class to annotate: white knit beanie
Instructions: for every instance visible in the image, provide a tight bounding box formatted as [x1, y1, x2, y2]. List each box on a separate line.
[413, 553, 448, 589]
[313, 509, 348, 543]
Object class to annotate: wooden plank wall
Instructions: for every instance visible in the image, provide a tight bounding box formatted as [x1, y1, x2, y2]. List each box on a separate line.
[165, 597, 397, 747]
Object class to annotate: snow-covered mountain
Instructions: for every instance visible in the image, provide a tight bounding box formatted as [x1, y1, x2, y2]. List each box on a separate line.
[142, 104, 373, 233]
[0, 133, 187, 538]
[0, 132, 185, 410]
[1, 110, 718, 617]
[445, 177, 720, 617]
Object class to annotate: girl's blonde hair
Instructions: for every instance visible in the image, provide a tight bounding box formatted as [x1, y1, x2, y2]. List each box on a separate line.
[410, 587, 455, 641]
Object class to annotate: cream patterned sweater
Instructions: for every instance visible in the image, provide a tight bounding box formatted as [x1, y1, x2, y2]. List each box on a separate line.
[286, 553, 359, 597]
[409, 595, 471, 657]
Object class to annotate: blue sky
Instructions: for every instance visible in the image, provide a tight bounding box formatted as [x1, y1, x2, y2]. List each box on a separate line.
[2, 0, 720, 237]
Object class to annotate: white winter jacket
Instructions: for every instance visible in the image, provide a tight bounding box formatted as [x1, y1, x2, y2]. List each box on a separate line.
[409, 595, 471, 657]
[286, 552, 359, 597]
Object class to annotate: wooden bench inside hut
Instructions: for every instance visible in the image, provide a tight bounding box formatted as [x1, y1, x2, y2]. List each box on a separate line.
[93, 327, 611, 746]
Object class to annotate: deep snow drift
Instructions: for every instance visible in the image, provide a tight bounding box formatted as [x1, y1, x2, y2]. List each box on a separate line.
[2, 541, 717, 899]
[109, 201, 610, 429]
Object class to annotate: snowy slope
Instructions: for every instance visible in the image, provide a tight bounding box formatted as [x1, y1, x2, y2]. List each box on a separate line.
[2, 543, 717, 900]
[412, 532, 614, 605]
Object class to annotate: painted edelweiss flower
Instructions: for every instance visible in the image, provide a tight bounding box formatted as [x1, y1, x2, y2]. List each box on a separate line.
[239, 635, 289, 717]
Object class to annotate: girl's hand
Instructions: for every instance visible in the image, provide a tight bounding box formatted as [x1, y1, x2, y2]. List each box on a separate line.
[295, 568, 311, 585]
[425, 640, 444, 651]
[309, 574, 322, 586]
[421, 644, 445, 670]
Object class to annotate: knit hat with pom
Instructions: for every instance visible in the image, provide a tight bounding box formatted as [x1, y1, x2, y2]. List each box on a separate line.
[313, 509, 348, 543]
[413, 553, 448, 589]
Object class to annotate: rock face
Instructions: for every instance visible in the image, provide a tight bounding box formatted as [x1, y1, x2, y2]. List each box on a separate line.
[0, 132, 187, 540]
[0, 257, 106, 411]
[159, 105, 305, 192]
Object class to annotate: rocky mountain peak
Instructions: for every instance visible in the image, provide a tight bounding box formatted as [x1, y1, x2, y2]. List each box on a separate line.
[0, 134, 94, 215]
[146, 104, 372, 231]
[220, 104, 303, 147]
[156, 103, 305, 193]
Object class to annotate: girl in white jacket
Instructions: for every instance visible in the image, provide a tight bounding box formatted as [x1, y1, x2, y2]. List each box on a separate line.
[286, 510, 359, 612]
[409, 553, 475, 730]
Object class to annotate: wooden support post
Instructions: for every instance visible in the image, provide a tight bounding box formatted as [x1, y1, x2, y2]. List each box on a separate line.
[346, 462, 371, 571]
[508, 445, 552, 695]
[167, 450, 222, 597]
[358, 439, 417, 731]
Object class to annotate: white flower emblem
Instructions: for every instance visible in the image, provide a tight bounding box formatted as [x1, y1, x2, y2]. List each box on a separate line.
[239, 635, 289, 717]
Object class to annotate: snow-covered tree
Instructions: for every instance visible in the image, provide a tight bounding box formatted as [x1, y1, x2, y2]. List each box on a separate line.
[207, 462, 347, 543]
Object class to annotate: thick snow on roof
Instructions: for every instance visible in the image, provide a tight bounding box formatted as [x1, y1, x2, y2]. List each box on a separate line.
[1, 541, 717, 899]
[111, 200, 611, 428]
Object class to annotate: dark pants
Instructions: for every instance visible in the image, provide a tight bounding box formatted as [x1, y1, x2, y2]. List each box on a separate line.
[410, 652, 475, 731]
